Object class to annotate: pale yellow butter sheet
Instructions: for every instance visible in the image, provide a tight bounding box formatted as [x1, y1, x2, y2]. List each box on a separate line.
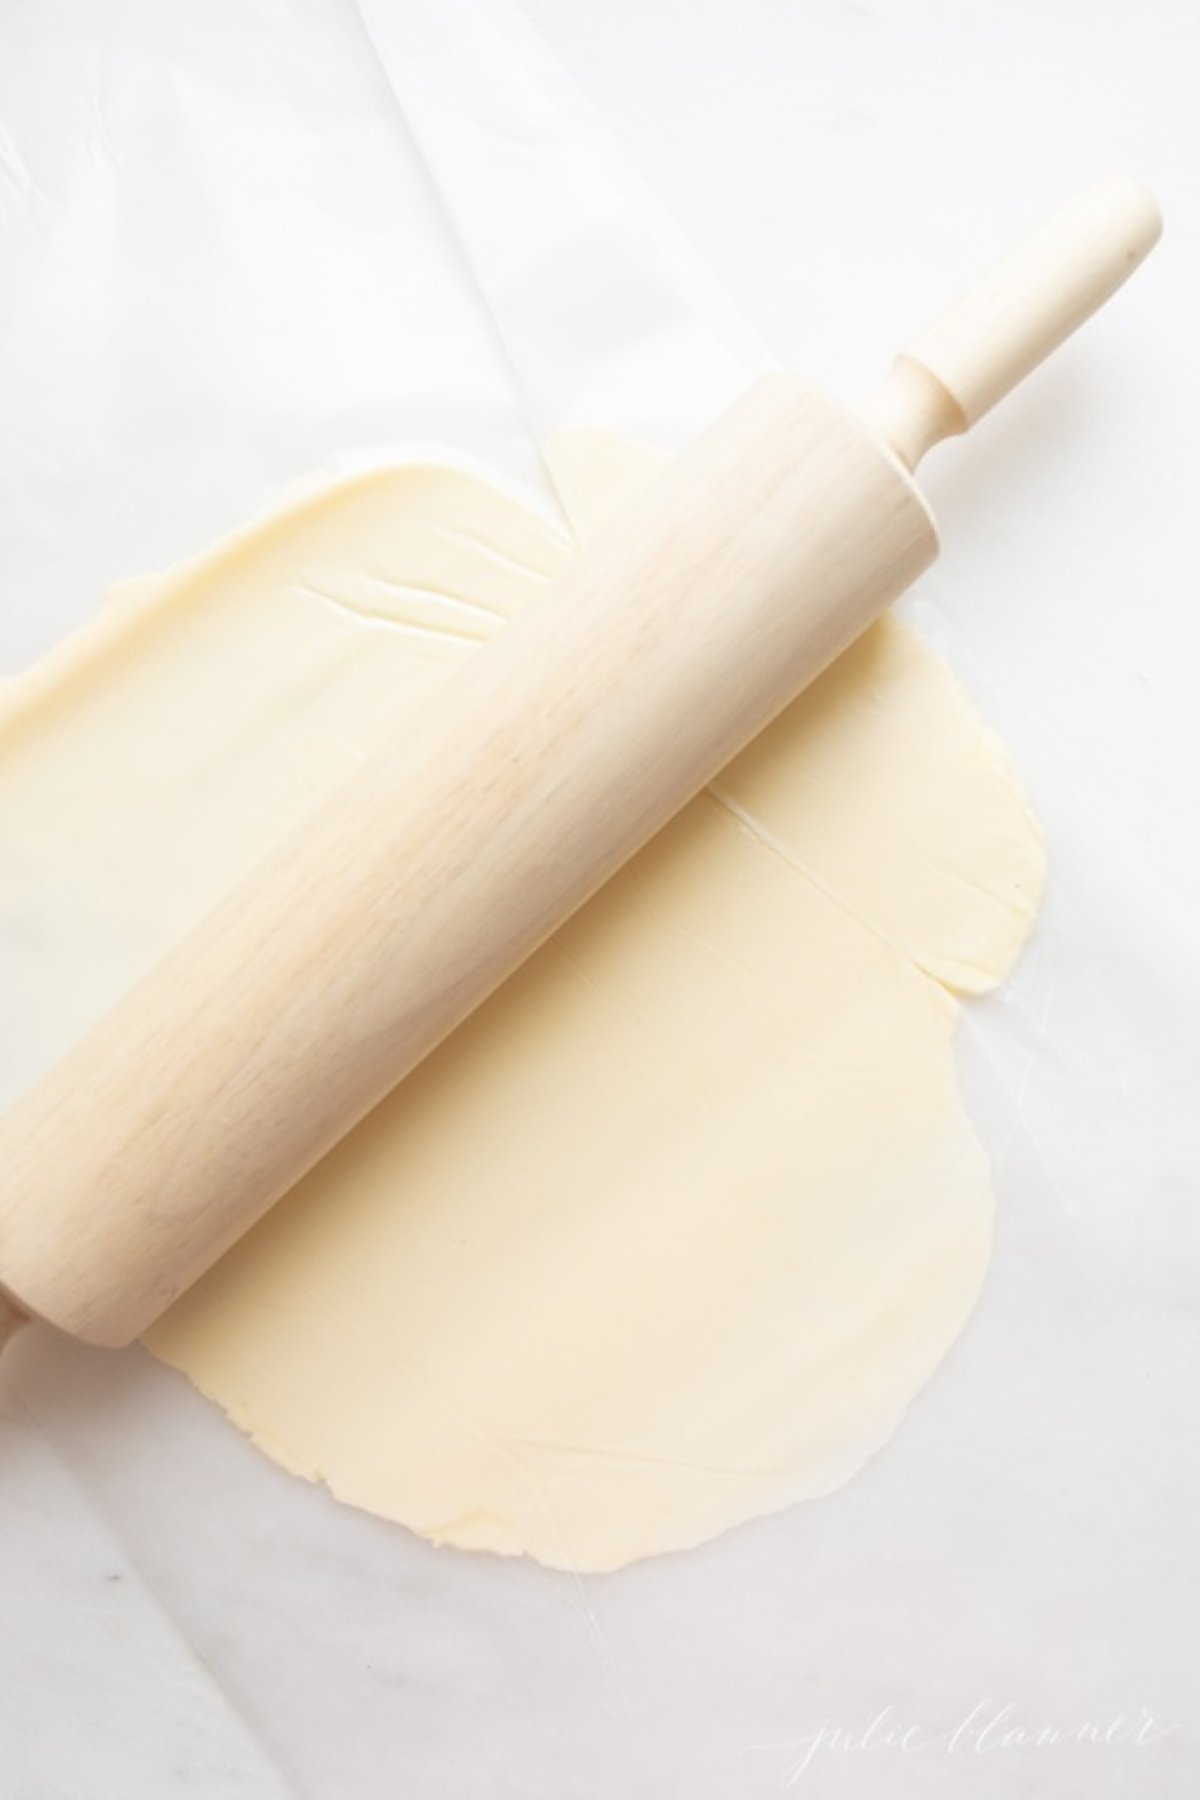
[0, 433, 1042, 1571]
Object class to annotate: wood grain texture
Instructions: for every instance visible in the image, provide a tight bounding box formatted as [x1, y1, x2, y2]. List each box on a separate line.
[0, 377, 935, 1344]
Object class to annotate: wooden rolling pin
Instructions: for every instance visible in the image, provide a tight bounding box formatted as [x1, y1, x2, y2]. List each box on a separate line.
[0, 177, 1160, 1354]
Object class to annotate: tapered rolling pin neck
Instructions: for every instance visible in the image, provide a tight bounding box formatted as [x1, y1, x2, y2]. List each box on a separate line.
[861, 174, 1162, 469]
[0, 1290, 27, 1354]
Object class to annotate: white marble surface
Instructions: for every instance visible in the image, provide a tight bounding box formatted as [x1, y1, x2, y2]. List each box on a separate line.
[2, 1, 1198, 1795]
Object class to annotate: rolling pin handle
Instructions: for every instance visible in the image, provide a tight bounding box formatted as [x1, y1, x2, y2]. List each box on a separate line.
[863, 174, 1162, 468]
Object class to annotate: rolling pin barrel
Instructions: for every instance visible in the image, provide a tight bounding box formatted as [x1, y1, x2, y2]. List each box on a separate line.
[0, 378, 938, 1345]
[0, 177, 1160, 1351]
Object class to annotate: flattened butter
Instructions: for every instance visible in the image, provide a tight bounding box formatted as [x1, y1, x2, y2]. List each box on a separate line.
[0, 434, 1042, 1570]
